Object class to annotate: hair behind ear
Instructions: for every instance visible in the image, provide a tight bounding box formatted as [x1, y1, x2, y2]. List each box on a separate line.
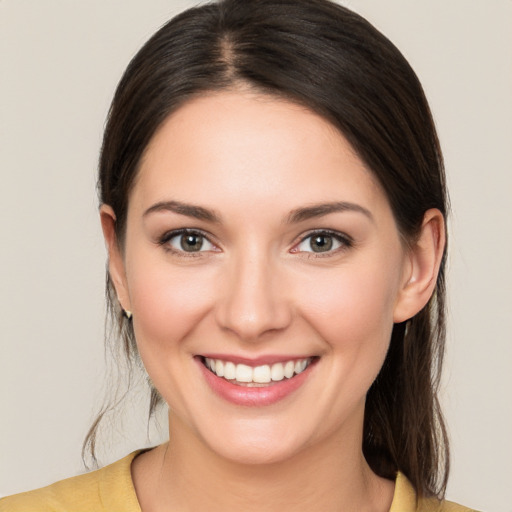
[364, 209, 449, 499]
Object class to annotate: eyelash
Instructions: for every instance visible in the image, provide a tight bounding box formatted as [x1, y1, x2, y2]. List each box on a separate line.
[158, 228, 354, 258]
[158, 228, 217, 257]
[292, 229, 354, 258]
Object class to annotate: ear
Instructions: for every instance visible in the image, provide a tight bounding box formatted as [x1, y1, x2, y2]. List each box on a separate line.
[393, 209, 446, 323]
[100, 204, 131, 313]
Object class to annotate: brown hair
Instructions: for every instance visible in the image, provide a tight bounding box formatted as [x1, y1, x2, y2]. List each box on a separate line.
[87, 0, 449, 498]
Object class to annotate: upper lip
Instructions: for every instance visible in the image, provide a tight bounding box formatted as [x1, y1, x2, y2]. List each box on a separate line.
[198, 354, 317, 366]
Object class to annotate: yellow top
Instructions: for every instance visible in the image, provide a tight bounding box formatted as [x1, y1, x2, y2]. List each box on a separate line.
[0, 452, 478, 511]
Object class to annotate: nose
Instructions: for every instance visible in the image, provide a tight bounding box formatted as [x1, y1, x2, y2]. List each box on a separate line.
[215, 249, 292, 341]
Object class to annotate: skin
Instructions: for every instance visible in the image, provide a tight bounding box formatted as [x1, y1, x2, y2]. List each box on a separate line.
[101, 90, 445, 512]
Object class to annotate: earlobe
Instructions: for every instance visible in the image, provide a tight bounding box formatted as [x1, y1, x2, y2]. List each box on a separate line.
[100, 205, 132, 313]
[393, 209, 446, 323]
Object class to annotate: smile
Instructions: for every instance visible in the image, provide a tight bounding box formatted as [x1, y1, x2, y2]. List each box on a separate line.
[203, 357, 313, 387]
[197, 355, 318, 406]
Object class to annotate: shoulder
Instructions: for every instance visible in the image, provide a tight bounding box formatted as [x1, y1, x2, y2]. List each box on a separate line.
[417, 496, 480, 512]
[0, 452, 141, 512]
[392, 472, 480, 512]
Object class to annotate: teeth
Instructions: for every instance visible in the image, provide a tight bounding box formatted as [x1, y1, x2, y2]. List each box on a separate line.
[224, 361, 236, 380]
[235, 364, 253, 383]
[204, 357, 312, 384]
[271, 362, 284, 381]
[253, 365, 271, 383]
[215, 359, 224, 377]
[295, 359, 307, 374]
[284, 360, 295, 378]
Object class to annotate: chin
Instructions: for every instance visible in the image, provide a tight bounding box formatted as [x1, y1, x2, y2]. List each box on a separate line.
[198, 419, 311, 466]
[211, 440, 303, 466]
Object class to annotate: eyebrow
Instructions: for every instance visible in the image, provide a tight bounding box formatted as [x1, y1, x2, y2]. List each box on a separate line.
[286, 201, 374, 224]
[143, 200, 220, 223]
[143, 199, 373, 224]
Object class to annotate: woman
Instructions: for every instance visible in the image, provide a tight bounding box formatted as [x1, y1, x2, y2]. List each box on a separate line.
[1, 0, 478, 510]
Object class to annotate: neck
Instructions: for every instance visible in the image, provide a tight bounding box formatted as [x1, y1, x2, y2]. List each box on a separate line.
[133, 411, 394, 512]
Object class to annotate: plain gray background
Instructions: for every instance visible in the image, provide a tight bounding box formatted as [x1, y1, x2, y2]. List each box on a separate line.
[1, 1, 511, 510]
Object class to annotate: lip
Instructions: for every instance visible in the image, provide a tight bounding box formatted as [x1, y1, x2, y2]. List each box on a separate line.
[200, 353, 314, 366]
[195, 355, 318, 407]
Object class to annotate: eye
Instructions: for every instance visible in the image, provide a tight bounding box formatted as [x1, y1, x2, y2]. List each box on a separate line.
[293, 230, 352, 254]
[162, 229, 216, 254]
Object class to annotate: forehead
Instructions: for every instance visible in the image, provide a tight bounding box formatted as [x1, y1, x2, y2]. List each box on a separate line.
[132, 91, 388, 217]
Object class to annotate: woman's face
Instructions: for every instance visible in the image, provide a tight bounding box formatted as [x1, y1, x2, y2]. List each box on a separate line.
[111, 91, 413, 464]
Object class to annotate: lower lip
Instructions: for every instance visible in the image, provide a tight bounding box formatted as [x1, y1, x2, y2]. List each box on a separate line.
[196, 358, 316, 407]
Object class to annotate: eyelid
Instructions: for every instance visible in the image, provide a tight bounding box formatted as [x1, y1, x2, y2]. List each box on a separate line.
[290, 229, 354, 255]
[157, 228, 353, 257]
[158, 228, 220, 255]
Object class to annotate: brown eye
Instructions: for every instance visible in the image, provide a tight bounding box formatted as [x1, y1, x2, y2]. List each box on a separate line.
[294, 230, 352, 255]
[164, 230, 216, 254]
[309, 234, 333, 252]
[180, 233, 204, 252]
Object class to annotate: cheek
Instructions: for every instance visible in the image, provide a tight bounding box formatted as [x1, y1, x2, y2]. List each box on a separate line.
[295, 259, 401, 351]
[125, 258, 219, 413]
[127, 256, 217, 349]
